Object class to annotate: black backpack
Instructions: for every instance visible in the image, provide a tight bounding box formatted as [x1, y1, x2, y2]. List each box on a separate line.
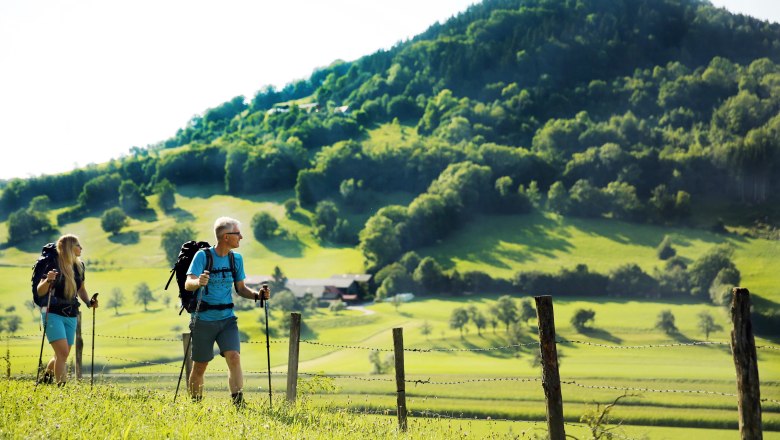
[164, 241, 238, 315]
[31, 243, 58, 307]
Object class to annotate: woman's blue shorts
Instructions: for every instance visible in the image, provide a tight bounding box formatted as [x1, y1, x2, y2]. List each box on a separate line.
[41, 309, 77, 345]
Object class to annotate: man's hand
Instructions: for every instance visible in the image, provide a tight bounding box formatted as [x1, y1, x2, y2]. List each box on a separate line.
[199, 271, 210, 287]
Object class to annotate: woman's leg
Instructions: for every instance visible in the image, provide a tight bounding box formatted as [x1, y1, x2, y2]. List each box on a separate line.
[49, 338, 71, 384]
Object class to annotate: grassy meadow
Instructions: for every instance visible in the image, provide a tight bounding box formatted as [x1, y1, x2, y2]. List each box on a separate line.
[0, 190, 779, 438]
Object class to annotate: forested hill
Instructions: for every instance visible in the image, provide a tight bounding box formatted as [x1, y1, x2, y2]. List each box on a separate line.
[3, 0, 780, 261]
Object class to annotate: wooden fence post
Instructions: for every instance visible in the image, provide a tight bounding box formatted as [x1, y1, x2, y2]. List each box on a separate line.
[393, 327, 408, 432]
[182, 333, 192, 383]
[287, 312, 301, 403]
[534, 295, 565, 440]
[730, 287, 763, 439]
[75, 311, 83, 379]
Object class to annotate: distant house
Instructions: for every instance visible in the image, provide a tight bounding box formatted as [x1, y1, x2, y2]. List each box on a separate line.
[266, 104, 290, 115]
[281, 274, 373, 303]
[243, 273, 373, 303]
[299, 103, 319, 113]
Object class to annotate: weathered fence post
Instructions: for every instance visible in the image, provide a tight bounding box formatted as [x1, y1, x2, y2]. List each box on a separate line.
[287, 312, 301, 403]
[75, 311, 83, 379]
[182, 333, 193, 383]
[393, 327, 408, 432]
[534, 295, 565, 440]
[730, 287, 763, 439]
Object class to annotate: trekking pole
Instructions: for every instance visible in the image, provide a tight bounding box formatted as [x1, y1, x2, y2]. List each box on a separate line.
[262, 284, 272, 409]
[34, 278, 55, 390]
[90, 293, 99, 389]
[175, 283, 206, 403]
[174, 334, 191, 402]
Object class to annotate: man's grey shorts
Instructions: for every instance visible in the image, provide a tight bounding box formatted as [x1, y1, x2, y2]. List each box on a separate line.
[191, 316, 240, 362]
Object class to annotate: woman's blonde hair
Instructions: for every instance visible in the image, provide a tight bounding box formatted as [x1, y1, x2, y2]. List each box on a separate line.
[56, 234, 83, 300]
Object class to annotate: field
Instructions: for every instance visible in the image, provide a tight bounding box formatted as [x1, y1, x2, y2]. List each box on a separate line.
[0, 191, 779, 438]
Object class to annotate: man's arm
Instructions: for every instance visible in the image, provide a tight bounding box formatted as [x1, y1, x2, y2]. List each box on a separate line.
[234, 281, 270, 301]
[185, 272, 209, 291]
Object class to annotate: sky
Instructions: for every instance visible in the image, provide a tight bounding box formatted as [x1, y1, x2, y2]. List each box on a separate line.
[0, 0, 778, 181]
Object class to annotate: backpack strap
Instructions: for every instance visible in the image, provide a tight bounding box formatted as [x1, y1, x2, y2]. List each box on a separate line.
[228, 251, 239, 293]
[204, 248, 214, 296]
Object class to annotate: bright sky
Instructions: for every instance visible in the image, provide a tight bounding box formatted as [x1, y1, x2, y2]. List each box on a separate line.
[0, 0, 777, 181]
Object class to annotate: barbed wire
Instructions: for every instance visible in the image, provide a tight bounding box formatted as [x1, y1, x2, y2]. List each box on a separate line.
[559, 339, 730, 349]
[3, 334, 779, 352]
[299, 339, 541, 352]
[407, 377, 541, 386]
[560, 379, 780, 406]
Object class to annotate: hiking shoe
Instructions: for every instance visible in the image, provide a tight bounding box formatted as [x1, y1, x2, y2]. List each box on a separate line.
[231, 392, 246, 410]
[40, 371, 54, 385]
[191, 395, 203, 403]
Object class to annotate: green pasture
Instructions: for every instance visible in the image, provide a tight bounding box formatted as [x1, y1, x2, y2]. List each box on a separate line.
[1, 295, 779, 437]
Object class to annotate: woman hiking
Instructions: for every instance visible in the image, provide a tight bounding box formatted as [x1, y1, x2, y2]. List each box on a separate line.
[35, 234, 98, 385]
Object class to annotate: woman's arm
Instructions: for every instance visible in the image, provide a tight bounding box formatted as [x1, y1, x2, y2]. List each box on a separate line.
[36, 269, 58, 296]
[78, 283, 98, 308]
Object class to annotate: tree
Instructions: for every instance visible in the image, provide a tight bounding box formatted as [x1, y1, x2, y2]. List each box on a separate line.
[359, 214, 402, 271]
[709, 267, 739, 306]
[251, 211, 279, 240]
[656, 235, 676, 260]
[313, 200, 339, 240]
[274, 290, 300, 313]
[154, 179, 176, 212]
[413, 257, 447, 294]
[106, 288, 125, 316]
[688, 245, 739, 299]
[133, 282, 155, 312]
[493, 295, 518, 332]
[471, 309, 487, 336]
[329, 300, 346, 314]
[519, 298, 536, 324]
[7, 207, 54, 244]
[101, 207, 128, 235]
[697, 311, 723, 340]
[161, 224, 195, 266]
[283, 198, 297, 217]
[420, 320, 433, 339]
[119, 180, 148, 213]
[368, 350, 394, 374]
[546, 181, 569, 214]
[270, 266, 288, 292]
[449, 307, 469, 336]
[4, 315, 21, 335]
[28, 195, 51, 212]
[78, 173, 121, 209]
[571, 308, 596, 332]
[655, 310, 678, 335]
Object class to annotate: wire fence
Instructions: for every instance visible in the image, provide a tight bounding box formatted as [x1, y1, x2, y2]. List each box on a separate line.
[4, 332, 780, 408]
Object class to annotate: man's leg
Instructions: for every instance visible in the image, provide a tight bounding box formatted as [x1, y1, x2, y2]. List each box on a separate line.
[189, 361, 209, 400]
[187, 361, 209, 400]
[225, 350, 243, 394]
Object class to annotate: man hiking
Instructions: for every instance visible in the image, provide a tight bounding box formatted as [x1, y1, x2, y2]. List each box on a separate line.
[184, 217, 270, 408]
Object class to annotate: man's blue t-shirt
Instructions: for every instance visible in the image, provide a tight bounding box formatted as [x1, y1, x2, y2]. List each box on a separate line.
[186, 247, 246, 321]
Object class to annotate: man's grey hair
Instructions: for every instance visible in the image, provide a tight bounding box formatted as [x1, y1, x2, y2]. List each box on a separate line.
[214, 217, 241, 241]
